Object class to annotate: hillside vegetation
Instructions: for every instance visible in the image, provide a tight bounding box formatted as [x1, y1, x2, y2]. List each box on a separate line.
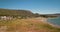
[0, 9, 40, 18]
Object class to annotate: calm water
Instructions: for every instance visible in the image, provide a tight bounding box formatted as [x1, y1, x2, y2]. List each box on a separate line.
[48, 17, 60, 26]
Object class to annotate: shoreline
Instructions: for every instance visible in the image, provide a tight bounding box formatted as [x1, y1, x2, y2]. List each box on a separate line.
[45, 18, 60, 28]
[38, 17, 60, 28]
[47, 22, 60, 28]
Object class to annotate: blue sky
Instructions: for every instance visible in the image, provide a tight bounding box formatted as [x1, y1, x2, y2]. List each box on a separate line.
[0, 0, 60, 14]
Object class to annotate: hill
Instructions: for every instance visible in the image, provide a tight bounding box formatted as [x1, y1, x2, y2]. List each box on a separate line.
[0, 9, 33, 16]
[40, 13, 60, 18]
[0, 9, 41, 18]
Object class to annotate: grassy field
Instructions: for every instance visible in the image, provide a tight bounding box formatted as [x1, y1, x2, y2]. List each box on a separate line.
[0, 18, 60, 32]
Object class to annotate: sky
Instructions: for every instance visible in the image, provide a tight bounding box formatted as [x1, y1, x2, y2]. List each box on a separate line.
[0, 0, 60, 14]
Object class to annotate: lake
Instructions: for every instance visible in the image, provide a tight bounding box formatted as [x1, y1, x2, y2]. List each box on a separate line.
[48, 17, 60, 26]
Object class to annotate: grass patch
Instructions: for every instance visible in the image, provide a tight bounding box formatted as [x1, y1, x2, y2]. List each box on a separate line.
[0, 19, 60, 32]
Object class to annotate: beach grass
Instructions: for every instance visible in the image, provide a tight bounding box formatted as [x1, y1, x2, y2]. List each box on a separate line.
[0, 18, 60, 32]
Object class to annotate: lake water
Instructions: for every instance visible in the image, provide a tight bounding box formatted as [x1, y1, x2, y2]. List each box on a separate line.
[48, 17, 60, 26]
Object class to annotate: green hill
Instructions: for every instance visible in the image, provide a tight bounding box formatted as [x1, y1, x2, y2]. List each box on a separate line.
[0, 9, 33, 16]
[0, 9, 41, 17]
